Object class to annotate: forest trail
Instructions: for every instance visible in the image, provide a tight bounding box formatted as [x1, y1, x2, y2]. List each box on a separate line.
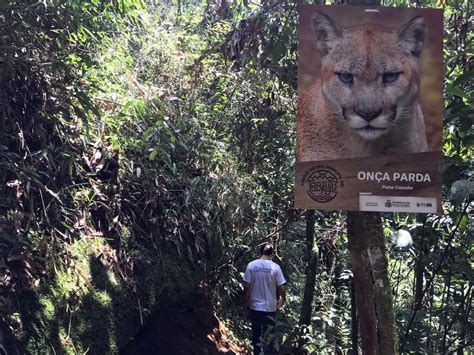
[2, 1, 471, 354]
[120, 304, 246, 354]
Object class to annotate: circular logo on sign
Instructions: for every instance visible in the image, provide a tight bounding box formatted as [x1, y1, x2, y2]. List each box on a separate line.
[307, 168, 339, 203]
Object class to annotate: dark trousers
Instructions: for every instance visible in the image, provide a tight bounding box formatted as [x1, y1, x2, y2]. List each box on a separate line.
[250, 310, 277, 355]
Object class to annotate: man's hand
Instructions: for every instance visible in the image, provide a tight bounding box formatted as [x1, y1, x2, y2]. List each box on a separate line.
[276, 297, 285, 309]
[277, 284, 286, 310]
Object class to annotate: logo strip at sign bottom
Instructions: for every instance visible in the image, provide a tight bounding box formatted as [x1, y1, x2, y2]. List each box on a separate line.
[359, 195, 437, 213]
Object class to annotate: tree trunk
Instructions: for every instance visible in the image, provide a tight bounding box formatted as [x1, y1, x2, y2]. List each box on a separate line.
[414, 234, 425, 307]
[458, 286, 472, 354]
[347, 211, 396, 355]
[299, 210, 318, 326]
[414, 217, 427, 307]
[332, 257, 344, 354]
[348, 212, 379, 354]
[350, 276, 359, 355]
[441, 275, 451, 351]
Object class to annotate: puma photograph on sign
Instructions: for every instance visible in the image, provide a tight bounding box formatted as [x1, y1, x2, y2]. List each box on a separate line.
[297, 6, 443, 162]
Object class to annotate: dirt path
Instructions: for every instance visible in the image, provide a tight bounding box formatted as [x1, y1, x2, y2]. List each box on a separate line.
[120, 304, 246, 354]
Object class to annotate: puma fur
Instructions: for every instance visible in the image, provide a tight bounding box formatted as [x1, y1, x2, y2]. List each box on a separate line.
[297, 12, 428, 162]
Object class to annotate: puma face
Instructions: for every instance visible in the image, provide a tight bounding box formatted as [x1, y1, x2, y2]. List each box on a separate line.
[312, 12, 426, 141]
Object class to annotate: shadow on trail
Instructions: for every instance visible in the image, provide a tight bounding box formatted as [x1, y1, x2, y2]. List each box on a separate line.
[120, 293, 242, 355]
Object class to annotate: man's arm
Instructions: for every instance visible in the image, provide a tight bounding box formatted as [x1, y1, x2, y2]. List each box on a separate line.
[244, 282, 251, 311]
[276, 284, 286, 309]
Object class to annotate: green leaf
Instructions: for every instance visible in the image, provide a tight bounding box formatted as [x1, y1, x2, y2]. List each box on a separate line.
[446, 85, 468, 99]
[149, 149, 158, 161]
[455, 214, 469, 234]
[454, 70, 474, 86]
[68, 157, 74, 177]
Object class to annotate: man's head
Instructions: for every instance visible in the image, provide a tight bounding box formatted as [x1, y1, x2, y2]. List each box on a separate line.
[260, 243, 274, 257]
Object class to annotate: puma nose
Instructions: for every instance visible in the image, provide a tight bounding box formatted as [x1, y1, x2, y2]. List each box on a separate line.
[355, 108, 383, 122]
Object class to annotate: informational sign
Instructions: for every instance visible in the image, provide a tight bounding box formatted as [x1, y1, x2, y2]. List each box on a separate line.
[295, 5, 443, 213]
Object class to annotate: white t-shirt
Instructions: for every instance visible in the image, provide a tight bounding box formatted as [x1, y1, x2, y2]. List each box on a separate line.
[244, 259, 286, 312]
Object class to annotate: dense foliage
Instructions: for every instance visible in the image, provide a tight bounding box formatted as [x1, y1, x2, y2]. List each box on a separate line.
[0, 0, 472, 353]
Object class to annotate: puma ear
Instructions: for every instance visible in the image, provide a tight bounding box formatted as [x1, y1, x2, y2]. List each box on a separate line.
[398, 15, 426, 57]
[311, 11, 343, 56]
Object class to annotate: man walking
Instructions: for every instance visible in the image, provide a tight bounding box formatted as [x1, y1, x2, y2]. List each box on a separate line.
[244, 243, 286, 355]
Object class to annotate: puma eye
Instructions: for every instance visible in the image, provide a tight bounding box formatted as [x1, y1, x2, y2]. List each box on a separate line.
[383, 72, 400, 84]
[336, 72, 353, 85]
